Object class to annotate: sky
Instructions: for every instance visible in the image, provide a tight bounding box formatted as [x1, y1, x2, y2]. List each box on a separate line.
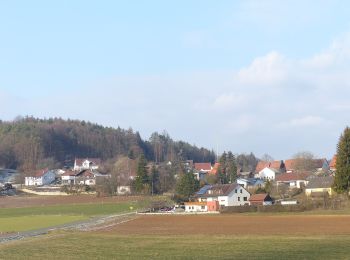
[1, 0, 350, 159]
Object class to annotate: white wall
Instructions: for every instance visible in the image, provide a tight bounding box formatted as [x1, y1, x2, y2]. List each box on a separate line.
[220, 187, 250, 206]
[258, 167, 276, 180]
[185, 204, 207, 212]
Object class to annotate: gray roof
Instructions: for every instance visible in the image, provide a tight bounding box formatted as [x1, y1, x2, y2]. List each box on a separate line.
[195, 183, 240, 197]
[306, 176, 334, 189]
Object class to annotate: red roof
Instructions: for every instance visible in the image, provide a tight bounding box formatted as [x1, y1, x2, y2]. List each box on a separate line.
[62, 170, 79, 177]
[209, 163, 220, 175]
[34, 168, 49, 177]
[285, 158, 326, 171]
[194, 163, 212, 171]
[255, 161, 283, 172]
[275, 172, 309, 182]
[330, 155, 337, 168]
[75, 158, 101, 166]
[284, 159, 297, 171]
[249, 193, 270, 202]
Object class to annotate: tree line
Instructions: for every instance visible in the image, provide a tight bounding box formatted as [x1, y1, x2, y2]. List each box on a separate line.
[0, 116, 215, 171]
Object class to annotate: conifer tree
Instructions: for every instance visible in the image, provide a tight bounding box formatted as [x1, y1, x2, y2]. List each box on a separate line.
[175, 171, 199, 201]
[134, 154, 149, 193]
[227, 151, 237, 183]
[333, 127, 350, 193]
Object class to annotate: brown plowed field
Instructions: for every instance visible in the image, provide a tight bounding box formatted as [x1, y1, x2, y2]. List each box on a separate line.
[102, 214, 350, 235]
[0, 195, 140, 208]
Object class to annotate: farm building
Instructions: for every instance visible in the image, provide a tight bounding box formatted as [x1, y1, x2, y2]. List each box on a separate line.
[74, 158, 101, 171]
[275, 172, 310, 189]
[25, 169, 56, 186]
[305, 176, 334, 197]
[249, 193, 273, 206]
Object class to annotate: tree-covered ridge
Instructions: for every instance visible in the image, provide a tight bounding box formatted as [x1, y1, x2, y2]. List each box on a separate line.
[0, 117, 215, 170]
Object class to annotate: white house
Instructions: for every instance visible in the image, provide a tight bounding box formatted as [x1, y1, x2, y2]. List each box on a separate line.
[25, 169, 56, 186]
[255, 167, 279, 180]
[195, 183, 250, 207]
[73, 158, 101, 171]
[275, 172, 310, 189]
[61, 169, 109, 186]
[184, 202, 208, 212]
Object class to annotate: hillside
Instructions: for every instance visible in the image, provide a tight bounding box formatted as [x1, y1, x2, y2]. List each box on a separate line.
[0, 117, 215, 170]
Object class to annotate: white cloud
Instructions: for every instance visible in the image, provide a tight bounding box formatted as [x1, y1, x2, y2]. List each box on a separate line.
[237, 51, 289, 86]
[282, 116, 327, 128]
[210, 93, 249, 111]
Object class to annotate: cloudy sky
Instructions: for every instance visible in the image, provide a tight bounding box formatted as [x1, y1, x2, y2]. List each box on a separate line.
[1, 0, 349, 159]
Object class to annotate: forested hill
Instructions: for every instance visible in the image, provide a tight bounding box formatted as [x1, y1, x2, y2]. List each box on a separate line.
[0, 117, 215, 170]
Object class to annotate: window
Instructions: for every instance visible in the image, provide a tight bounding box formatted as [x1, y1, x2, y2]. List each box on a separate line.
[235, 189, 237, 193]
[238, 197, 241, 201]
[201, 206, 205, 209]
[240, 189, 242, 193]
[244, 197, 247, 201]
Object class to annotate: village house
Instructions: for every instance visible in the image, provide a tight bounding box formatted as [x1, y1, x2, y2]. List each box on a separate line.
[255, 160, 286, 173]
[237, 178, 265, 190]
[193, 162, 212, 180]
[305, 176, 334, 197]
[194, 183, 251, 208]
[61, 169, 109, 186]
[73, 158, 101, 171]
[275, 172, 310, 189]
[249, 193, 273, 206]
[255, 167, 280, 180]
[25, 169, 56, 186]
[284, 158, 329, 173]
[184, 201, 208, 212]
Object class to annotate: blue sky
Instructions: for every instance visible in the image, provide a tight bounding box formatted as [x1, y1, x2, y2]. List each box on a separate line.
[1, 0, 350, 159]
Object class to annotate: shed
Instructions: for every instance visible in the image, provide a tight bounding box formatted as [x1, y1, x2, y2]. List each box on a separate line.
[249, 193, 273, 206]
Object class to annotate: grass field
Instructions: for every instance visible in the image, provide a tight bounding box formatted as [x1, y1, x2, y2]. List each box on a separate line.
[0, 215, 86, 232]
[0, 201, 137, 218]
[0, 201, 137, 232]
[0, 233, 349, 259]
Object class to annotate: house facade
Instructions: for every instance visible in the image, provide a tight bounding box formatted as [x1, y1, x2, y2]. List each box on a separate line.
[305, 176, 334, 196]
[61, 169, 109, 186]
[256, 167, 279, 180]
[184, 202, 208, 212]
[275, 172, 310, 189]
[195, 183, 250, 207]
[25, 169, 56, 186]
[73, 158, 101, 171]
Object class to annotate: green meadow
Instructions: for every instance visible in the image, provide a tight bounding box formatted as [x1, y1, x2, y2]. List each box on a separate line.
[0, 201, 137, 232]
[1, 233, 349, 259]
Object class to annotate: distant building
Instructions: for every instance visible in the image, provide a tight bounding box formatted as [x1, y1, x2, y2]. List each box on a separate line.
[275, 172, 310, 189]
[255, 160, 285, 173]
[305, 176, 334, 197]
[255, 167, 280, 180]
[249, 193, 273, 206]
[61, 169, 109, 186]
[25, 169, 56, 186]
[194, 183, 250, 207]
[73, 158, 101, 171]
